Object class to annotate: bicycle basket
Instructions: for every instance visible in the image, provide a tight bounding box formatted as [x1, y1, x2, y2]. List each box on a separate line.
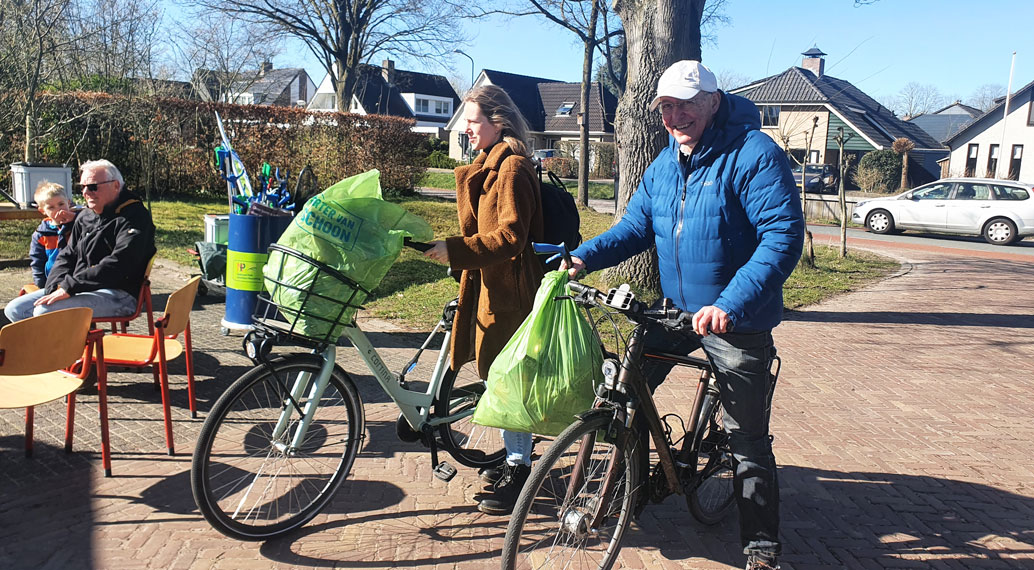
[255, 243, 370, 344]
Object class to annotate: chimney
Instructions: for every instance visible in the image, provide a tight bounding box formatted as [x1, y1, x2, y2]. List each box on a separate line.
[382, 59, 395, 85]
[801, 46, 826, 77]
[260, 60, 273, 76]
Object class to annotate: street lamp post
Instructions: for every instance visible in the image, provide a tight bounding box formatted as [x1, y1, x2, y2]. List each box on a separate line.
[453, 49, 475, 88]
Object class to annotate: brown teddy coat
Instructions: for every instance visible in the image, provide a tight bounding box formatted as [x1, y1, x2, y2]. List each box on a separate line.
[446, 142, 544, 379]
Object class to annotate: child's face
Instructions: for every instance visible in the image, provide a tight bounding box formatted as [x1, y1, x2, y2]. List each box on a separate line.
[39, 195, 75, 224]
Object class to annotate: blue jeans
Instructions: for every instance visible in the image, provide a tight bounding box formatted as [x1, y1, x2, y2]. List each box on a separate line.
[4, 288, 137, 323]
[502, 430, 533, 466]
[640, 325, 781, 558]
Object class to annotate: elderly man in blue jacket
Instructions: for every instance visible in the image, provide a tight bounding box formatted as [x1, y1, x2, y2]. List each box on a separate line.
[566, 60, 804, 570]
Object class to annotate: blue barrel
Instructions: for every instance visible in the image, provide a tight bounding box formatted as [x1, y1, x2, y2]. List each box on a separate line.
[222, 213, 293, 332]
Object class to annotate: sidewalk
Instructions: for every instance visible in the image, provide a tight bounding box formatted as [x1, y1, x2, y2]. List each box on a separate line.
[1, 249, 1033, 569]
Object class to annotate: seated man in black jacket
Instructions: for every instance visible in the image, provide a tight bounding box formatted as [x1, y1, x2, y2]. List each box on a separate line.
[4, 159, 156, 323]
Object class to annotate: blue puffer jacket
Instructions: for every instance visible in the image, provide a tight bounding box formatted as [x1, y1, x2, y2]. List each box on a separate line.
[572, 92, 804, 332]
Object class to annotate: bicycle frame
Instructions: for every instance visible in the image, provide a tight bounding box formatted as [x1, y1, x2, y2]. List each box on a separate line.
[266, 306, 470, 452]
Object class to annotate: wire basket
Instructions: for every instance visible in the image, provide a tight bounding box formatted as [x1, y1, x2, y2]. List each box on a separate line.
[254, 243, 370, 346]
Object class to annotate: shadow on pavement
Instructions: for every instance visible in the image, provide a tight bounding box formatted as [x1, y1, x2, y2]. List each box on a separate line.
[785, 310, 1034, 328]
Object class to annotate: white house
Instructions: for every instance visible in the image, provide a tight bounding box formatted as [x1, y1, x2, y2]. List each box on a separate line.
[308, 60, 460, 137]
[444, 69, 617, 162]
[944, 79, 1034, 181]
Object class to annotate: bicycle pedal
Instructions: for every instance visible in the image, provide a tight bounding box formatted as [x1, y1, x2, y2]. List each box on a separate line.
[433, 461, 457, 482]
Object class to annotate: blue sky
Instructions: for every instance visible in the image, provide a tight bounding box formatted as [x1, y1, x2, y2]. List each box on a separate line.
[285, 0, 1030, 107]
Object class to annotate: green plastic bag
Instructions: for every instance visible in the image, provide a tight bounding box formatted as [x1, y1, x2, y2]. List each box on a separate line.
[264, 170, 433, 340]
[472, 271, 603, 436]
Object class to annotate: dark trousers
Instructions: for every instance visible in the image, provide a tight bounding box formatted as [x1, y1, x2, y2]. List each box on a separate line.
[640, 325, 781, 557]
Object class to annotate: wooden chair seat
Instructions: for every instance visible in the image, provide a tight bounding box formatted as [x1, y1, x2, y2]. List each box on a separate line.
[103, 335, 183, 364]
[0, 307, 112, 476]
[0, 371, 84, 409]
[99, 276, 200, 455]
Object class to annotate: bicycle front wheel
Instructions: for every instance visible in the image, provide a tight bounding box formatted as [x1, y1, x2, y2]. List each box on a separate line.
[191, 354, 364, 540]
[435, 360, 505, 468]
[687, 393, 735, 525]
[502, 412, 640, 570]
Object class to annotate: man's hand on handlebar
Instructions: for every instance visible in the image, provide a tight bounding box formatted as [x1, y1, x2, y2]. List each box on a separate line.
[559, 255, 586, 279]
[692, 305, 730, 336]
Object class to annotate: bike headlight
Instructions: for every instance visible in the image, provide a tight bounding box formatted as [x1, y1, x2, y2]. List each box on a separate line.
[602, 359, 619, 389]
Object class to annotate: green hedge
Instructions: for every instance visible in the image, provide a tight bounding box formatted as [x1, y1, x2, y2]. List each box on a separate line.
[1, 91, 426, 198]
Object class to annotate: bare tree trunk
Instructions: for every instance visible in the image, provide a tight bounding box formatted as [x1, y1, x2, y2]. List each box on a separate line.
[798, 117, 817, 269]
[900, 150, 910, 190]
[605, 0, 703, 294]
[836, 133, 849, 258]
[576, 2, 598, 207]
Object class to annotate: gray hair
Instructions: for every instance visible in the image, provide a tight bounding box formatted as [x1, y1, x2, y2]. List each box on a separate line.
[80, 159, 124, 190]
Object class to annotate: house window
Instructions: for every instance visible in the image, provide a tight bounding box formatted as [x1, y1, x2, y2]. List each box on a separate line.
[1009, 145, 1023, 180]
[986, 144, 1000, 178]
[556, 102, 574, 116]
[761, 105, 780, 127]
[435, 100, 450, 115]
[965, 143, 979, 177]
[416, 98, 430, 113]
[1028, 99, 1034, 126]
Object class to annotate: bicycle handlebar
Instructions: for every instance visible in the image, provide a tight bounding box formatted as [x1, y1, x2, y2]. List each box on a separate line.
[566, 279, 695, 333]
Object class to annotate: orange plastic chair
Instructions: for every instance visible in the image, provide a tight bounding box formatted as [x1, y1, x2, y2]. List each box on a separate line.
[92, 254, 156, 334]
[101, 276, 200, 456]
[0, 307, 113, 476]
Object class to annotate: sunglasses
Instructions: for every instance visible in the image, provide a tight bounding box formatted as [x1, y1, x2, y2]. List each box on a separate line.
[657, 94, 713, 115]
[76, 179, 117, 193]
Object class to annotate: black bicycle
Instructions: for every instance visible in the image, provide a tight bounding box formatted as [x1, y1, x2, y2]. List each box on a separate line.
[501, 278, 780, 569]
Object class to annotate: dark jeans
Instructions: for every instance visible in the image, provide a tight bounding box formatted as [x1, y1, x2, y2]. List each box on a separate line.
[640, 324, 781, 558]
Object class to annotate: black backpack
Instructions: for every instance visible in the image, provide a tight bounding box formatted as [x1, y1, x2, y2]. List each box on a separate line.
[536, 168, 581, 270]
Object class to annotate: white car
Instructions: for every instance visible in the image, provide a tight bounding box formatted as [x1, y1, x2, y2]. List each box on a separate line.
[852, 178, 1034, 245]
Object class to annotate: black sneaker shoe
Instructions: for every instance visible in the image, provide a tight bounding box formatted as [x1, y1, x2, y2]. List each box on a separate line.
[478, 463, 531, 515]
[745, 554, 780, 570]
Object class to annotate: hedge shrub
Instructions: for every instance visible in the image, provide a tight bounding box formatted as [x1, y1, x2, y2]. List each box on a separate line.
[854, 149, 901, 194]
[1, 91, 426, 198]
[542, 157, 578, 178]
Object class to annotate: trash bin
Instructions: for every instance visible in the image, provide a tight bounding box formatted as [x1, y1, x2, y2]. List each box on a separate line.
[10, 162, 73, 209]
[222, 213, 293, 333]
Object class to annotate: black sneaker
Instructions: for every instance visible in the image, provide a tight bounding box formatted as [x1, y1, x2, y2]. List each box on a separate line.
[478, 463, 531, 515]
[745, 554, 780, 570]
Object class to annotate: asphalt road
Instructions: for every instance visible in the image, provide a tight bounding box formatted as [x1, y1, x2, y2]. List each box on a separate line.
[806, 223, 1034, 258]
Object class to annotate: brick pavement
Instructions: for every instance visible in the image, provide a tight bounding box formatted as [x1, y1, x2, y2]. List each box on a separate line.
[1, 248, 1033, 570]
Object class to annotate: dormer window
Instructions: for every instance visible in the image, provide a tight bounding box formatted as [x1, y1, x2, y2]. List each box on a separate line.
[556, 102, 575, 116]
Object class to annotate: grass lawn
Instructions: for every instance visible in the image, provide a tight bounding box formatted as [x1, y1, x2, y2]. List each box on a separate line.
[1, 193, 896, 331]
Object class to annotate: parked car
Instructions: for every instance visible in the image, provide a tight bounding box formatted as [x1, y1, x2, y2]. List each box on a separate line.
[792, 163, 838, 194]
[851, 178, 1034, 245]
[531, 149, 558, 167]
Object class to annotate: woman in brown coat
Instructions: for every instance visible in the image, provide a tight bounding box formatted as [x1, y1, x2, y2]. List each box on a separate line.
[424, 85, 543, 515]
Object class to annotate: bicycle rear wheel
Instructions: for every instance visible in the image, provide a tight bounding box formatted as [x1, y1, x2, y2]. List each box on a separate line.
[502, 412, 640, 570]
[435, 360, 506, 468]
[191, 354, 364, 540]
[687, 393, 735, 525]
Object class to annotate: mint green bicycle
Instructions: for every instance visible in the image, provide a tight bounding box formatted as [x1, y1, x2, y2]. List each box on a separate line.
[190, 243, 504, 540]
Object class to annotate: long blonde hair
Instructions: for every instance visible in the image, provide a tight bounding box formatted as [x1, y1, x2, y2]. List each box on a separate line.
[465, 85, 531, 157]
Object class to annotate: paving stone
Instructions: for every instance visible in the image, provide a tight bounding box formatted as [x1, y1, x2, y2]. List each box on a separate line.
[2, 247, 1034, 569]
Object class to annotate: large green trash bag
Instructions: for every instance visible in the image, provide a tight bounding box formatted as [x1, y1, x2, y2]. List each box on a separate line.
[264, 170, 433, 340]
[472, 271, 603, 436]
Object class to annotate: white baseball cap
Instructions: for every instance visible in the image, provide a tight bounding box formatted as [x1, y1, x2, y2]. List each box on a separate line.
[649, 60, 718, 111]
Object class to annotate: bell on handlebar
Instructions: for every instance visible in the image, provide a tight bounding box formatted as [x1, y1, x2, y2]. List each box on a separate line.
[604, 284, 635, 310]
